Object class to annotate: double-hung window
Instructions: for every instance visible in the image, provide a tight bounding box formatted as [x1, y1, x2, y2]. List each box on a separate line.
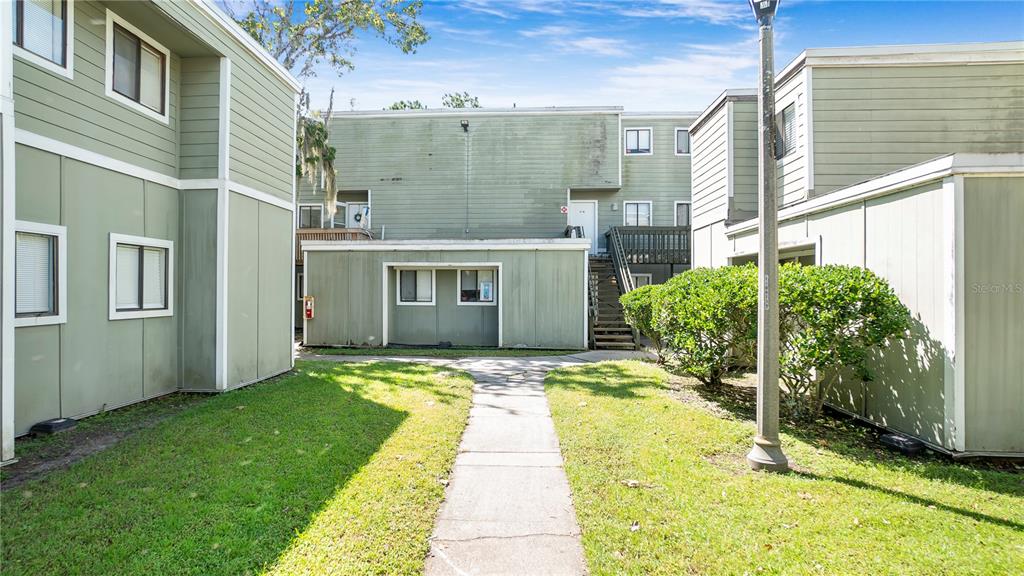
[459, 269, 496, 305]
[675, 129, 690, 155]
[623, 201, 652, 226]
[675, 202, 691, 228]
[298, 205, 323, 229]
[775, 103, 796, 159]
[109, 234, 174, 320]
[398, 269, 434, 305]
[13, 0, 72, 77]
[14, 221, 67, 327]
[106, 11, 169, 122]
[624, 128, 652, 155]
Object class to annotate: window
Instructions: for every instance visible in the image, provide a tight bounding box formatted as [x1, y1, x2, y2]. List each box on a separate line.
[14, 221, 67, 327]
[630, 274, 652, 289]
[623, 201, 652, 226]
[398, 269, 434, 305]
[13, 0, 71, 76]
[105, 10, 169, 122]
[459, 269, 496, 305]
[674, 202, 691, 228]
[625, 128, 652, 155]
[675, 128, 690, 155]
[296, 272, 304, 301]
[109, 234, 174, 320]
[775, 103, 796, 159]
[298, 205, 323, 229]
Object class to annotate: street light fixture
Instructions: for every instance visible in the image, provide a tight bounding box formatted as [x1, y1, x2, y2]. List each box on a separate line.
[746, 0, 789, 472]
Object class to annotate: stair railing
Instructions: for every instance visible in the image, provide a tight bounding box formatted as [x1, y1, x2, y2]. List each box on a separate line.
[606, 226, 636, 294]
[587, 263, 598, 349]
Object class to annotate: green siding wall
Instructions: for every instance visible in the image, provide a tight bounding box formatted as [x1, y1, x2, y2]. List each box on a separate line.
[179, 57, 221, 180]
[775, 72, 808, 206]
[14, 1, 180, 177]
[812, 63, 1024, 195]
[256, 202, 293, 378]
[731, 100, 758, 218]
[305, 248, 586, 349]
[180, 189, 218, 390]
[963, 176, 1024, 453]
[389, 269, 499, 346]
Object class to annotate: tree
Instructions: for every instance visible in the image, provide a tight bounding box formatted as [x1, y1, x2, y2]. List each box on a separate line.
[227, 0, 429, 81]
[442, 91, 481, 108]
[386, 100, 426, 110]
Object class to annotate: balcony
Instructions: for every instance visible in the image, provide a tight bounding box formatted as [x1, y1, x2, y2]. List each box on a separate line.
[295, 228, 373, 264]
[608, 226, 691, 266]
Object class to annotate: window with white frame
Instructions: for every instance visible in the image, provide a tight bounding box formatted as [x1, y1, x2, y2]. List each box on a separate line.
[296, 272, 304, 301]
[775, 103, 796, 159]
[675, 202, 691, 228]
[675, 129, 690, 155]
[106, 11, 169, 122]
[623, 201, 652, 226]
[13, 0, 69, 70]
[624, 128, 652, 155]
[109, 234, 173, 320]
[398, 269, 434, 305]
[458, 269, 496, 305]
[14, 221, 67, 326]
[298, 205, 323, 229]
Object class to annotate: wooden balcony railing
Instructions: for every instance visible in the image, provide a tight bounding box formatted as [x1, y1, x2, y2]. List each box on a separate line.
[606, 226, 691, 266]
[296, 228, 373, 264]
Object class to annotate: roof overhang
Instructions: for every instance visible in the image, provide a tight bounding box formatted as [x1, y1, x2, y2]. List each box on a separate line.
[689, 89, 757, 135]
[331, 107, 623, 119]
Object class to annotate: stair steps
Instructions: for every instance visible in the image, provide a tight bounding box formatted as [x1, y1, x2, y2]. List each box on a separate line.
[588, 256, 638, 351]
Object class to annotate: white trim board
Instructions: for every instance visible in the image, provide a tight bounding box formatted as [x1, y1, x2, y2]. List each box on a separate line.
[13, 129, 294, 211]
[104, 9, 172, 125]
[107, 233, 175, 321]
[12, 220, 68, 328]
[12, 0, 74, 80]
[1, 13, 16, 460]
[303, 239, 592, 252]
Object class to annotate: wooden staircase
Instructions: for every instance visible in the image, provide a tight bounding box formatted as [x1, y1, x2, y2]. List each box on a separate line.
[588, 257, 637, 350]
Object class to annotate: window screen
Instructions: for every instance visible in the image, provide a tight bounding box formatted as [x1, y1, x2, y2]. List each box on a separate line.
[676, 130, 690, 154]
[676, 203, 690, 227]
[399, 270, 432, 303]
[775, 104, 796, 159]
[116, 244, 168, 311]
[15, 232, 55, 316]
[625, 129, 651, 154]
[112, 24, 165, 114]
[15, 0, 66, 65]
[460, 270, 495, 303]
[624, 202, 651, 226]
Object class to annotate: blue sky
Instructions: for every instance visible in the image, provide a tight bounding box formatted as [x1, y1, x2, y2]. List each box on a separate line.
[301, 0, 1024, 112]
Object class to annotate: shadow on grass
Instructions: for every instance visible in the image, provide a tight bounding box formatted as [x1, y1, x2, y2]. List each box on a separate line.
[1, 362, 422, 576]
[301, 359, 468, 405]
[544, 361, 657, 399]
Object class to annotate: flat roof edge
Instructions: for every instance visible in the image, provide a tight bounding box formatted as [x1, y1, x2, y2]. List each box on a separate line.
[302, 238, 593, 252]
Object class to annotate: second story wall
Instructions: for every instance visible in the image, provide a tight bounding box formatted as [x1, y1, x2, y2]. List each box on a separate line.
[319, 110, 621, 240]
[811, 61, 1024, 195]
[618, 116, 694, 227]
[179, 57, 221, 180]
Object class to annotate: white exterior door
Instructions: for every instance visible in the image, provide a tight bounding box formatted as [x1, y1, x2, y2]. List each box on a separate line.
[569, 201, 598, 253]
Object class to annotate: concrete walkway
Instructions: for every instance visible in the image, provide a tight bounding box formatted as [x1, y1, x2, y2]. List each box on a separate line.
[297, 350, 651, 575]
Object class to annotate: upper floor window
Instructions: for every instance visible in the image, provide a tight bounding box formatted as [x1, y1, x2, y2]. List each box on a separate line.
[675, 129, 690, 155]
[675, 202, 691, 228]
[13, 0, 72, 77]
[14, 220, 67, 327]
[625, 128, 652, 155]
[623, 201, 652, 226]
[775, 104, 796, 159]
[105, 10, 170, 123]
[298, 205, 323, 229]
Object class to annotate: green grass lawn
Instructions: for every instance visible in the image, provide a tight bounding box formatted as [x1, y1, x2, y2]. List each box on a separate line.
[2, 361, 474, 576]
[307, 346, 582, 358]
[546, 361, 1024, 576]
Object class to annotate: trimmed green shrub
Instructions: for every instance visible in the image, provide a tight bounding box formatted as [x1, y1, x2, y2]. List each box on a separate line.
[652, 265, 758, 385]
[778, 264, 911, 418]
[620, 284, 665, 361]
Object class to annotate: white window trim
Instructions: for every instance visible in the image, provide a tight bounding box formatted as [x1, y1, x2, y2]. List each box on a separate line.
[13, 220, 67, 328]
[108, 233, 174, 320]
[673, 200, 692, 227]
[622, 201, 653, 226]
[623, 127, 654, 156]
[456, 268, 497, 307]
[674, 127, 691, 156]
[296, 203, 324, 229]
[104, 9, 171, 125]
[12, 0, 75, 80]
[395, 268, 436, 307]
[630, 273, 653, 288]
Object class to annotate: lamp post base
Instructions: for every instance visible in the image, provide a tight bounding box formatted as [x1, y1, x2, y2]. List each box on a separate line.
[747, 436, 789, 472]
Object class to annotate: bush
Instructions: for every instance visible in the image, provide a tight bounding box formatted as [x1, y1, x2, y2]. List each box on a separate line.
[620, 284, 664, 361]
[651, 265, 758, 385]
[778, 264, 910, 418]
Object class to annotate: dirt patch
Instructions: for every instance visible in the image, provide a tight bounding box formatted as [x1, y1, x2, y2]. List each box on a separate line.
[665, 372, 757, 421]
[1, 393, 210, 490]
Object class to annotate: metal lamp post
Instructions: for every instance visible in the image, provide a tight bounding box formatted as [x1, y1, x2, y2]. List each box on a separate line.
[746, 0, 789, 472]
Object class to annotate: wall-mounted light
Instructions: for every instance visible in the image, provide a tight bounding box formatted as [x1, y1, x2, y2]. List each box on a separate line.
[461, 119, 469, 132]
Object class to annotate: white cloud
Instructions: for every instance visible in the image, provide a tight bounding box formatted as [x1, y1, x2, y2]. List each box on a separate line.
[520, 24, 628, 57]
[450, 0, 748, 25]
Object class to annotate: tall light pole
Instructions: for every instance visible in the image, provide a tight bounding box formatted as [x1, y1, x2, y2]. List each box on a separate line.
[747, 0, 789, 472]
